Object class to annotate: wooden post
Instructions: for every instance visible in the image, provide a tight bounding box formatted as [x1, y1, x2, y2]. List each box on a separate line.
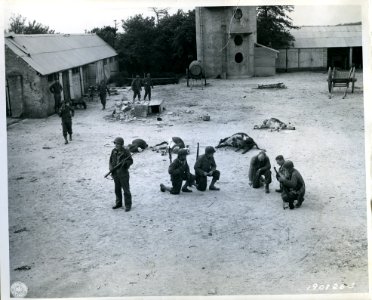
[349, 47, 353, 68]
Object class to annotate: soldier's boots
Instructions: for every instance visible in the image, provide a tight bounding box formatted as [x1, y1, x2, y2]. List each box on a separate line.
[64, 138, 68, 144]
[160, 184, 166, 192]
[265, 184, 270, 193]
[295, 200, 303, 208]
[69, 134, 72, 141]
[275, 188, 282, 193]
[125, 206, 131, 212]
[112, 204, 122, 209]
[182, 187, 192, 193]
[209, 180, 220, 191]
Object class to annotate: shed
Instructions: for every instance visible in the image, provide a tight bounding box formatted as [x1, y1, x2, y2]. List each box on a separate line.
[276, 24, 362, 72]
[5, 33, 118, 118]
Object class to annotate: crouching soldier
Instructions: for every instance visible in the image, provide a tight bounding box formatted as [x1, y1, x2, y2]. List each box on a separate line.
[194, 146, 220, 191]
[249, 151, 272, 193]
[160, 149, 195, 194]
[58, 100, 74, 144]
[278, 160, 305, 209]
[109, 137, 133, 211]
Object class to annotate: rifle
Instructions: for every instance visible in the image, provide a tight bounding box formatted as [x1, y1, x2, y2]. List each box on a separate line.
[104, 152, 134, 178]
[274, 167, 280, 180]
[168, 146, 172, 164]
[196, 142, 199, 160]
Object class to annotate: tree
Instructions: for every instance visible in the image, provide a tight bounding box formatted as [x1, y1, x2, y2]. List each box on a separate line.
[90, 26, 118, 48]
[7, 14, 55, 34]
[256, 6, 298, 49]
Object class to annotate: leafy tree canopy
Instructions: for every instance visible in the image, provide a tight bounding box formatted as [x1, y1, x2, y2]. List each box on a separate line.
[256, 6, 298, 49]
[7, 14, 55, 34]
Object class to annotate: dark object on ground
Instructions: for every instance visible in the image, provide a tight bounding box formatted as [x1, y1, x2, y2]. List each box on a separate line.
[128, 139, 148, 153]
[327, 66, 356, 99]
[157, 117, 162, 121]
[216, 133, 261, 154]
[257, 83, 286, 89]
[14, 227, 28, 233]
[14, 265, 31, 271]
[254, 118, 295, 131]
[71, 98, 87, 109]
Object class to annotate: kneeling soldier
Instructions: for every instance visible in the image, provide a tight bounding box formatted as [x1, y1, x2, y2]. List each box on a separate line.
[278, 160, 305, 209]
[249, 151, 272, 193]
[160, 149, 195, 194]
[194, 146, 220, 191]
[109, 137, 133, 211]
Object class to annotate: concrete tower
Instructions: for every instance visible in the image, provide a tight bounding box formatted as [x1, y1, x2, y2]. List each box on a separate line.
[195, 6, 257, 79]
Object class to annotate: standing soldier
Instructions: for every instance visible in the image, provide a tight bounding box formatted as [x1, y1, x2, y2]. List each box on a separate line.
[131, 75, 142, 102]
[278, 160, 305, 209]
[275, 155, 285, 193]
[98, 80, 110, 110]
[194, 146, 220, 191]
[109, 137, 133, 211]
[58, 100, 74, 144]
[143, 73, 154, 101]
[49, 77, 63, 113]
[249, 151, 272, 193]
[160, 149, 195, 194]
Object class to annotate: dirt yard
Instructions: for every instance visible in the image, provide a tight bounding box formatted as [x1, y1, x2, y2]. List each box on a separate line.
[7, 71, 368, 297]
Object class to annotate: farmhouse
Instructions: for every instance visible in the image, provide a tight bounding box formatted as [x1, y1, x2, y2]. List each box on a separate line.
[5, 33, 118, 118]
[276, 24, 362, 72]
[195, 6, 279, 78]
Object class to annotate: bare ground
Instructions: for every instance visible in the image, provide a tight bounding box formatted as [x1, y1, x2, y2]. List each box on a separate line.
[7, 71, 368, 297]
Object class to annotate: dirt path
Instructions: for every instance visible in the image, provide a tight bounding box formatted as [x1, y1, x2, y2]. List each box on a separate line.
[7, 72, 367, 297]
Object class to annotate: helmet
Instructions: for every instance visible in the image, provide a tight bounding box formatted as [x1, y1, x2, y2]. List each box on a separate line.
[178, 149, 189, 157]
[113, 137, 124, 145]
[283, 160, 294, 170]
[205, 146, 216, 154]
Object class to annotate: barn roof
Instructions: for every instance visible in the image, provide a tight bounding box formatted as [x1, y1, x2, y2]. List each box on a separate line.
[289, 25, 362, 48]
[5, 34, 117, 75]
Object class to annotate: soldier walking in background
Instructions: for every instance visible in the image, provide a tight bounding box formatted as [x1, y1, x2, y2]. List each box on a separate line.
[160, 149, 195, 194]
[131, 75, 142, 102]
[249, 151, 272, 193]
[109, 137, 133, 211]
[194, 146, 220, 191]
[98, 80, 110, 110]
[143, 73, 154, 101]
[49, 77, 63, 113]
[278, 160, 305, 209]
[58, 100, 74, 144]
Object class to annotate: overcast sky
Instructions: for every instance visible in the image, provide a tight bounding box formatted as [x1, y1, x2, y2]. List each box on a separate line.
[2, 0, 363, 34]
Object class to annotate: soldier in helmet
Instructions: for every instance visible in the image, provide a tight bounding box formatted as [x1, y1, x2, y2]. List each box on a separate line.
[249, 150, 272, 193]
[98, 80, 110, 110]
[109, 137, 133, 211]
[194, 146, 220, 191]
[58, 100, 74, 144]
[131, 75, 142, 102]
[278, 160, 305, 209]
[160, 149, 195, 194]
[143, 73, 154, 101]
[49, 77, 63, 113]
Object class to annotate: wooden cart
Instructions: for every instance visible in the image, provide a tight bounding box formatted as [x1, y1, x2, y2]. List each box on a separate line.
[327, 66, 356, 99]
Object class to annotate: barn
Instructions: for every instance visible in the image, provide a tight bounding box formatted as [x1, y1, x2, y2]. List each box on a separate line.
[195, 6, 278, 79]
[5, 33, 118, 118]
[276, 24, 362, 72]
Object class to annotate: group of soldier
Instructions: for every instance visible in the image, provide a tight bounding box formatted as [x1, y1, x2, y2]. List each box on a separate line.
[109, 136, 306, 212]
[130, 73, 154, 102]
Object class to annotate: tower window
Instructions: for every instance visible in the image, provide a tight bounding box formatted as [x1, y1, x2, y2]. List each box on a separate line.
[234, 35, 243, 46]
[235, 53, 243, 63]
[234, 8, 243, 20]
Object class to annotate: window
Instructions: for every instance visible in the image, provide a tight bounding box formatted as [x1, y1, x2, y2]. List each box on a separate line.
[72, 67, 79, 74]
[234, 35, 243, 46]
[47, 73, 58, 82]
[234, 8, 243, 20]
[235, 53, 243, 63]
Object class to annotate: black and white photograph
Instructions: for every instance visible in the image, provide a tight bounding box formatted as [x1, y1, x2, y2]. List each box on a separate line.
[0, 0, 371, 298]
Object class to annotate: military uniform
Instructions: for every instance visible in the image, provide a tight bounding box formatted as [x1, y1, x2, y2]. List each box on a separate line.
[98, 82, 110, 109]
[143, 77, 154, 101]
[109, 147, 133, 209]
[131, 77, 142, 101]
[194, 153, 220, 191]
[167, 158, 195, 194]
[58, 102, 74, 143]
[49, 81, 63, 113]
[249, 154, 272, 188]
[280, 167, 305, 209]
